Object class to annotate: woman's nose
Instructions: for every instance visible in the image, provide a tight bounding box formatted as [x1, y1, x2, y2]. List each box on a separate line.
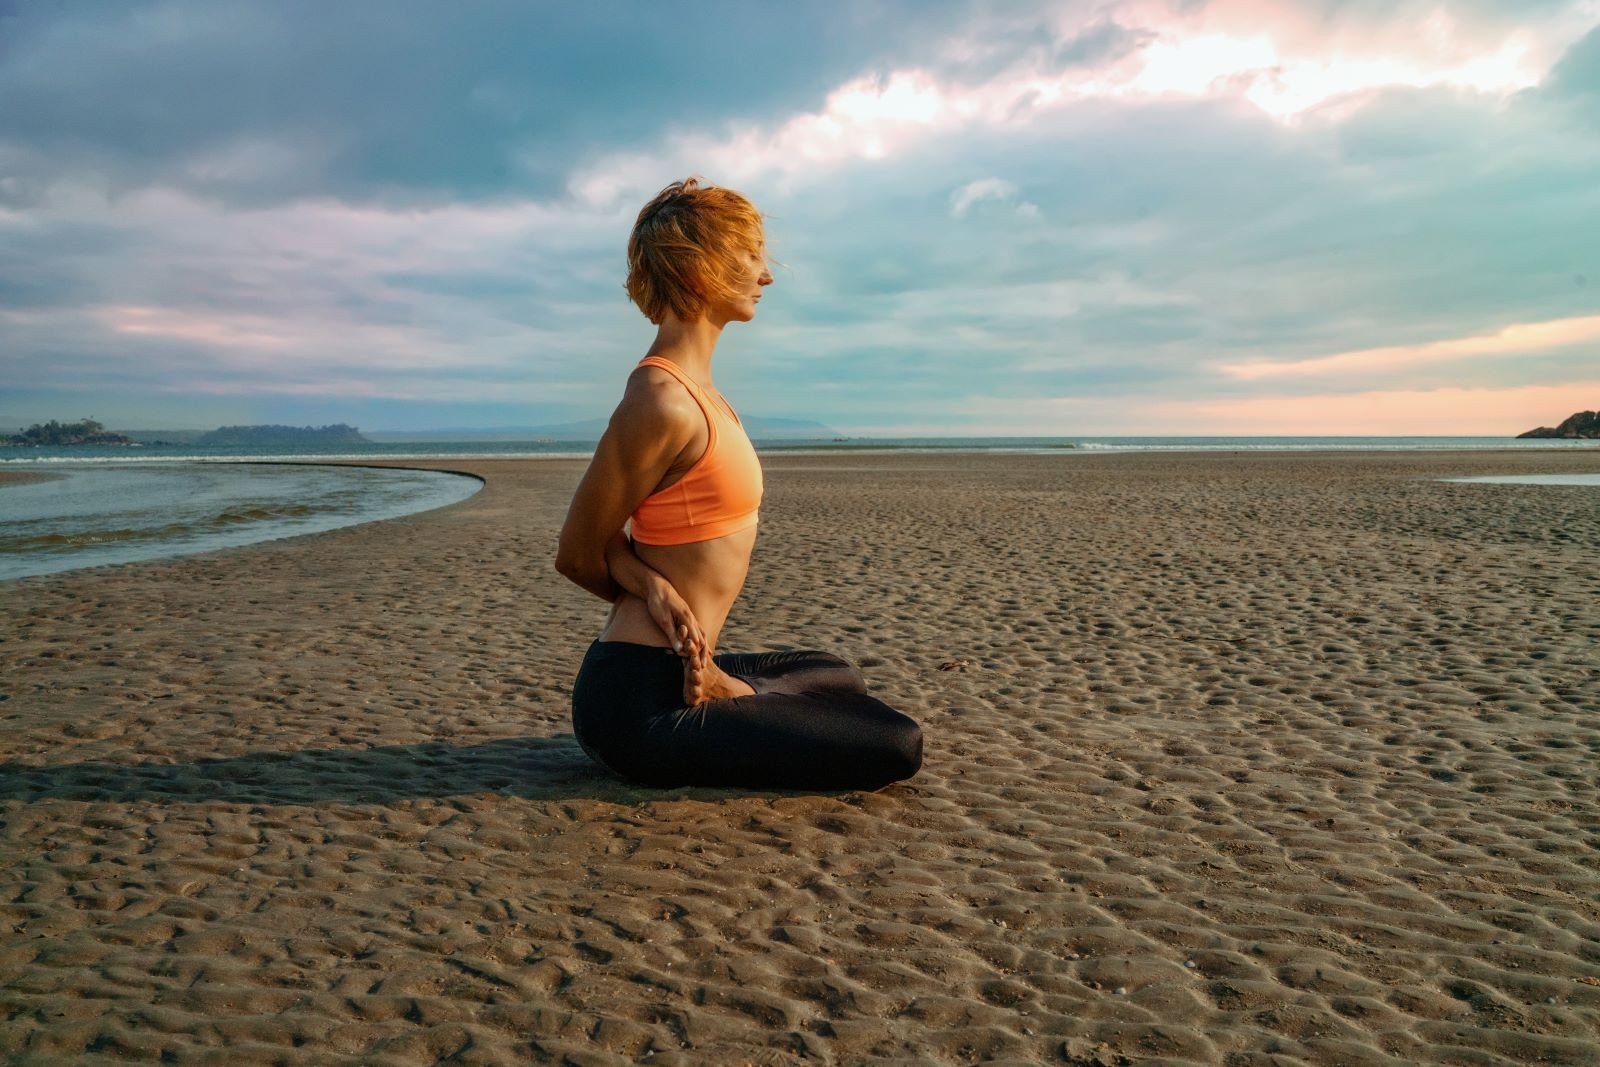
[758, 268, 773, 286]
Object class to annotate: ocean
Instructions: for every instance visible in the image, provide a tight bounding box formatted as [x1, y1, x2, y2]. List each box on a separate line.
[2, 435, 1597, 466]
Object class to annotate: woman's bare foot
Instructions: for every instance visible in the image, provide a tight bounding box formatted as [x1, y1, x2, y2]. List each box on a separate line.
[684, 650, 754, 706]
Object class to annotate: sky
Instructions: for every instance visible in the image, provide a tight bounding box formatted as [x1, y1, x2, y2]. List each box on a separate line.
[1, 0, 1597, 436]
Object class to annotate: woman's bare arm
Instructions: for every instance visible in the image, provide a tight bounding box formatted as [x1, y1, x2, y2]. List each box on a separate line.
[604, 531, 707, 656]
[602, 530, 658, 601]
[555, 367, 704, 625]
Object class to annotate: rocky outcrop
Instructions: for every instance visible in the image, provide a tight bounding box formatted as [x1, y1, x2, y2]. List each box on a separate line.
[1517, 410, 1600, 439]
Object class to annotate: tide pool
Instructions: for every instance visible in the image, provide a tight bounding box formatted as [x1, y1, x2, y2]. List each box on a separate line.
[1443, 474, 1600, 487]
[0, 462, 482, 581]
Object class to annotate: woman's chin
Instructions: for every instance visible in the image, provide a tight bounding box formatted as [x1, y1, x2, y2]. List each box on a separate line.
[714, 299, 759, 324]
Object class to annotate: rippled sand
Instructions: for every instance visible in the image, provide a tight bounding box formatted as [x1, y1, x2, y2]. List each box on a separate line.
[3, 450, 1599, 1065]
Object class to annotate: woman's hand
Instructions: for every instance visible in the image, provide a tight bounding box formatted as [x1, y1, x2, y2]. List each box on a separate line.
[646, 576, 706, 659]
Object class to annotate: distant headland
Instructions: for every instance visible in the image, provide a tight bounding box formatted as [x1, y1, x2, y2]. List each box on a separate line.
[2, 419, 371, 447]
[1517, 410, 1599, 439]
[194, 424, 370, 446]
[3, 419, 136, 447]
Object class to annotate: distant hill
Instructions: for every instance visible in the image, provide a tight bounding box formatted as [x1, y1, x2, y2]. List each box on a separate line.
[0, 422, 207, 445]
[368, 415, 842, 443]
[195, 423, 371, 446]
[119, 429, 208, 445]
[3, 418, 136, 447]
[1518, 409, 1599, 439]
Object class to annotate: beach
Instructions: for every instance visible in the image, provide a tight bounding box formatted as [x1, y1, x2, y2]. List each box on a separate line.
[2, 449, 1598, 1065]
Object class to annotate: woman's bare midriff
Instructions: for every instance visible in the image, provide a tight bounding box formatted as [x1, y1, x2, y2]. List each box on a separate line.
[598, 525, 758, 650]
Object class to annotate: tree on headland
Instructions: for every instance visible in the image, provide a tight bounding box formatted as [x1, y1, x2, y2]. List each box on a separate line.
[3, 418, 136, 446]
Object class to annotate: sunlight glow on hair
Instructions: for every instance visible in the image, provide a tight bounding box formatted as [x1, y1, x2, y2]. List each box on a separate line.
[625, 177, 766, 325]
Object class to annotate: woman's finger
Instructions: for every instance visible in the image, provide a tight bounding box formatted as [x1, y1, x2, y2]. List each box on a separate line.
[676, 612, 701, 653]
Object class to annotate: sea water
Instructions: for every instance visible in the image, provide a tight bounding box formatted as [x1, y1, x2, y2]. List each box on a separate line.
[1, 435, 1596, 465]
[0, 463, 482, 581]
[1443, 473, 1600, 487]
[4, 439, 1591, 581]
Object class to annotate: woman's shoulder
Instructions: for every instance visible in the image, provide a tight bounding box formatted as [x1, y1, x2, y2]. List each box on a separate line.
[614, 363, 703, 434]
[628, 359, 681, 387]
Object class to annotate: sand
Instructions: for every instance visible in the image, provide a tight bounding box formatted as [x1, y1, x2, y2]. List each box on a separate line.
[0, 471, 63, 489]
[2, 449, 1598, 1065]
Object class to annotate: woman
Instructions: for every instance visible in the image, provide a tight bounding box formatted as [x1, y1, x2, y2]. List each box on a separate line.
[555, 177, 923, 791]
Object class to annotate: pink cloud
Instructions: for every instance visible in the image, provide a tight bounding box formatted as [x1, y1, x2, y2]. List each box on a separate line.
[1145, 380, 1600, 435]
[1218, 315, 1600, 381]
[100, 305, 292, 349]
[88, 303, 483, 376]
[945, 379, 1600, 436]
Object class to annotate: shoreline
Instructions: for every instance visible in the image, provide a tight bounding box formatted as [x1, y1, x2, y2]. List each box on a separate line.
[5, 447, 1594, 586]
[8, 449, 1599, 585]
[1, 438, 1597, 469]
[4, 450, 1598, 1064]
[0, 462, 483, 584]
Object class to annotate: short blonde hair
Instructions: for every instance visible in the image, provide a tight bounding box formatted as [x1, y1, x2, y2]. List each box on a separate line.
[626, 176, 765, 324]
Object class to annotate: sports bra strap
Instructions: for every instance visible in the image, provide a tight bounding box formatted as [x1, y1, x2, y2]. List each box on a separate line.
[636, 356, 718, 449]
[628, 355, 763, 546]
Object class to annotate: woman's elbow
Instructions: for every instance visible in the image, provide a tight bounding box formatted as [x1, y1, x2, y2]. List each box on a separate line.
[553, 548, 587, 582]
[553, 528, 581, 574]
[554, 547, 606, 591]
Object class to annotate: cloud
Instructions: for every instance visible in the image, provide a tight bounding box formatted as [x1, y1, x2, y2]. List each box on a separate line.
[565, 0, 1593, 210]
[947, 378, 1600, 436]
[2, 1, 1598, 433]
[0, 186, 633, 416]
[1218, 314, 1600, 380]
[0, 0, 978, 209]
[949, 178, 1041, 218]
[1143, 379, 1600, 435]
[1546, 22, 1600, 99]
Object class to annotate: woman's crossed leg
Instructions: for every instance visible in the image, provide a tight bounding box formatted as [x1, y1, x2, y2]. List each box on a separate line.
[573, 643, 921, 791]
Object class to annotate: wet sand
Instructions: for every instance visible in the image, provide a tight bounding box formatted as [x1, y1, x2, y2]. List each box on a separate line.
[3, 450, 1598, 1065]
[0, 470, 63, 488]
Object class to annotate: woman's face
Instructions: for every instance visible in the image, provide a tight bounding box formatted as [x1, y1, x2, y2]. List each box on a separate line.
[718, 246, 774, 324]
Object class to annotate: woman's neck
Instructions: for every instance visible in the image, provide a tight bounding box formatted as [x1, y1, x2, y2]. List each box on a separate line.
[644, 312, 727, 385]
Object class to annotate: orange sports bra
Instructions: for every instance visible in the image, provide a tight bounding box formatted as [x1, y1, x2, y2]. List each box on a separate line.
[629, 356, 764, 546]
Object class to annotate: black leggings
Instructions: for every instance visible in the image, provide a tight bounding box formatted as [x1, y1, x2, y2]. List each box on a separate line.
[571, 641, 923, 790]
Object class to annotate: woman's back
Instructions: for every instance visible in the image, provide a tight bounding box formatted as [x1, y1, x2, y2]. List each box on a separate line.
[598, 356, 762, 650]
[627, 357, 762, 548]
